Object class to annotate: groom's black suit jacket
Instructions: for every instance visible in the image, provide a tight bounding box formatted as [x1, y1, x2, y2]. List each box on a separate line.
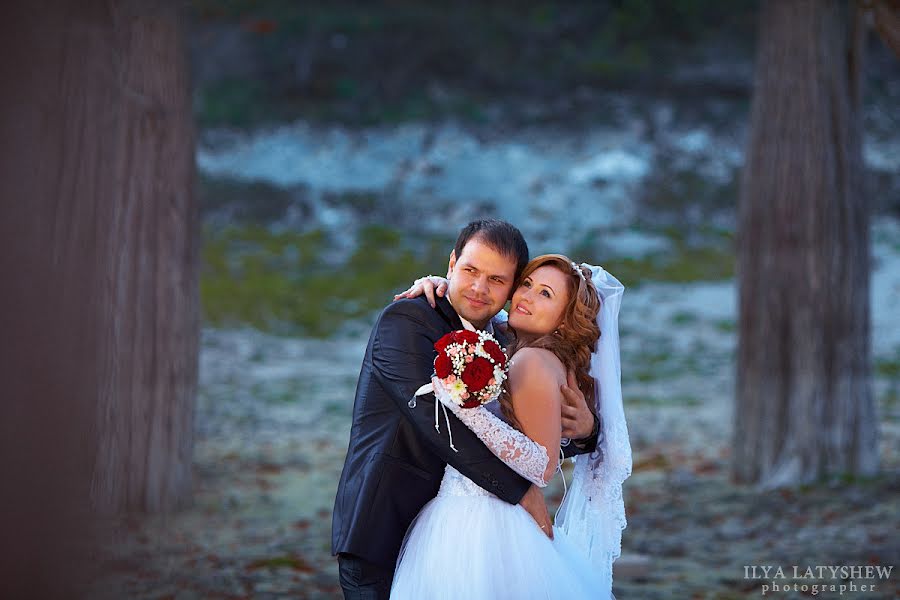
[331, 295, 596, 570]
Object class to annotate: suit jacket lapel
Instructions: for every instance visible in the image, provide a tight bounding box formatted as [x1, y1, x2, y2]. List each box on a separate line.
[434, 296, 464, 332]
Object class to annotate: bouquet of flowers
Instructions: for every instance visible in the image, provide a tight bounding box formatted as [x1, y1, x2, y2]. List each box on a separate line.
[432, 329, 508, 408]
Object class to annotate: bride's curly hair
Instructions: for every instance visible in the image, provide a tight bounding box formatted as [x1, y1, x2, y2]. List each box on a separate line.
[499, 254, 602, 430]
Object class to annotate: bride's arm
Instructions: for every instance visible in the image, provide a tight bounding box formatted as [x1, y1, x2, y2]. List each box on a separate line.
[433, 348, 562, 487]
[507, 348, 563, 484]
[394, 275, 449, 307]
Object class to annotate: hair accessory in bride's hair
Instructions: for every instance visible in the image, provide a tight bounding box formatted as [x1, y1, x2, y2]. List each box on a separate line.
[580, 262, 594, 280]
[571, 261, 586, 281]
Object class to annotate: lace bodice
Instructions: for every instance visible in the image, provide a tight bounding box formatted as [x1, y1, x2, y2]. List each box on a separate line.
[437, 465, 496, 498]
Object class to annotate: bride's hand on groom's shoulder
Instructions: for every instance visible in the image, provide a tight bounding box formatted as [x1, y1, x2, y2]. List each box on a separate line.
[393, 275, 449, 308]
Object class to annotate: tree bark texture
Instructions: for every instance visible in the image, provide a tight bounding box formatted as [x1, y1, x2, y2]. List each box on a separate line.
[733, 0, 878, 487]
[0, 0, 198, 532]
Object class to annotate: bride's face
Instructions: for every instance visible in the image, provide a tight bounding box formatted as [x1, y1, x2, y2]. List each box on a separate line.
[508, 266, 570, 337]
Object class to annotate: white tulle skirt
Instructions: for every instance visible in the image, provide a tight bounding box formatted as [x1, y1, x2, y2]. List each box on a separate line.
[390, 473, 610, 599]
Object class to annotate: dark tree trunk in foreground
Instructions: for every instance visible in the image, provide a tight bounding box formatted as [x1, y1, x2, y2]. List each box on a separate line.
[0, 1, 197, 595]
[83, 1, 199, 515]
[733, 0, 878, 487]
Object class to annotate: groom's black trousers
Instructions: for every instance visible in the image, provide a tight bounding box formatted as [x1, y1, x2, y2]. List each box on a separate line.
[338, 553, 392, 600]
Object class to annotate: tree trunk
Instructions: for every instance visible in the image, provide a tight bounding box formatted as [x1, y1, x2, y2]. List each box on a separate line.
[1, 0, 197, 518]
[733, 0, 878, 487]
[88, 1, 200, 514]
[1, 1, 198, 593]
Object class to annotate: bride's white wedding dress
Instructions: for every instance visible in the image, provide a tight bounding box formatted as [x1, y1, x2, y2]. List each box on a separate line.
[390, 464, 608, 599]
[390, 379, 610, 599]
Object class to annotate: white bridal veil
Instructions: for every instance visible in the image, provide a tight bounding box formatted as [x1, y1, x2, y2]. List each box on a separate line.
[555, 264, 631, 593]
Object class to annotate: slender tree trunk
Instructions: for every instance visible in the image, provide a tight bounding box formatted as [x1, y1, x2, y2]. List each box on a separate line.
[733, 0, 878, 487]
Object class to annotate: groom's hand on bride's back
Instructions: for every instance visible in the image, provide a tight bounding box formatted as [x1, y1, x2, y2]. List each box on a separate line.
[560, 371, 595, 440]
[520, 485, 553, 539]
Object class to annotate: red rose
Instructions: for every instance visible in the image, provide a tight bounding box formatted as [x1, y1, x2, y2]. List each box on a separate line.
[435, 332, 455, 352]
[461, 356, 494, 392]
[456, 330, 480, 345]
[484, 340, 506, 367]
[434, 352, 452, 379]
[459, 397, 481, 409]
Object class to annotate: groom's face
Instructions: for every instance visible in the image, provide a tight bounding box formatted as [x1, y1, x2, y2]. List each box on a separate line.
[446, 237, 516, 329]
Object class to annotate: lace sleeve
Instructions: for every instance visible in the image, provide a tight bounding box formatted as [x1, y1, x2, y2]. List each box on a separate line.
[432, 377, 551, 487]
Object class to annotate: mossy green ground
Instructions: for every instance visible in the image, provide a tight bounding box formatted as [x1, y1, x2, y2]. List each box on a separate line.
[200, 224, 452, 337]
[199, 221, 735, 337]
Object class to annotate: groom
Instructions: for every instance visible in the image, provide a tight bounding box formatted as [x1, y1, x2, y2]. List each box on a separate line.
[332, 219, 600, 599]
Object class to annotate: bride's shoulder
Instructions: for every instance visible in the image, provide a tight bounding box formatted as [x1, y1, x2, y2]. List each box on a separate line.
[508, 349, 565, 409]
[510, 347, 565, 379]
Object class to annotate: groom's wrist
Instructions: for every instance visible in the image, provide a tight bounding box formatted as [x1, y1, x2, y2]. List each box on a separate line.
[572, 414, 600, 449]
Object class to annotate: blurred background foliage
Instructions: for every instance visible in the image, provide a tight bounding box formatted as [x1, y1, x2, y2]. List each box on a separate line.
[190, 0, 758, 127]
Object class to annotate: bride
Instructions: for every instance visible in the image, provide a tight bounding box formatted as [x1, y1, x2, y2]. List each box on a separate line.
[389, 254, 631, 599]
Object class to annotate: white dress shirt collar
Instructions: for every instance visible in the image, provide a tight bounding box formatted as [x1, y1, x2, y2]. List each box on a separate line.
[449, 298, 494, 335]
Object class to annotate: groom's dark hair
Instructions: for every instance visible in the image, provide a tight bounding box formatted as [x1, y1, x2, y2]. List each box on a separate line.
[454, 219, 529, 281]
